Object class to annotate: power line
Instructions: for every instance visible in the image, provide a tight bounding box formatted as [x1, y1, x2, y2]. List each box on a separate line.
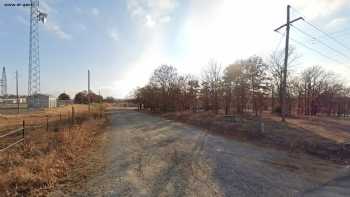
[305, 26, 350, 41]
[291, 24, 350, 61]
[329, 28, 350, 36]
[290, 7, 350, 52]
[303, 20, 350, 51]
[275, 30, 346, 65]
[289, 37, 348, 66]
[273, 31, 285, 53]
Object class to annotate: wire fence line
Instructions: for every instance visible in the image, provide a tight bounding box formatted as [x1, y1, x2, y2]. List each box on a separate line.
[0, 105, 105, 153]
[0, 121, 24, 153]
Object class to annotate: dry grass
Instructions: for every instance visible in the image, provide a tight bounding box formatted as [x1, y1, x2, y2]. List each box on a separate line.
[0, 117, 106, 196]
[160, 110, 350, 163]
[272, 115, 350, 143]
[0, 104, 105, 132]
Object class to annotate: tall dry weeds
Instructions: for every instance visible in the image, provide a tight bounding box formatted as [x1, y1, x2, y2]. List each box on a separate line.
[0, 118, 105, 196]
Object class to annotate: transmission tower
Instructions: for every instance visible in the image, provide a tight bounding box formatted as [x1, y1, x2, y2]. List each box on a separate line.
[0, 67, 7, 96]
[28, 0, 47, 96]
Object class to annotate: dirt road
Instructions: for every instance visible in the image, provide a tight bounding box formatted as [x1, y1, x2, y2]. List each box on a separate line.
[54, 109, 350, 197]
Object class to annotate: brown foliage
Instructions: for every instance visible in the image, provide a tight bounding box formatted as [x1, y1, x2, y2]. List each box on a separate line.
[134, 56, 350, 118]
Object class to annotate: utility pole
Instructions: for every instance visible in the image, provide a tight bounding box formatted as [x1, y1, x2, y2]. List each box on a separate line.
[16, 70, 19, 114]
[88, 69, 91, 112]
[274, 5, 303, 122]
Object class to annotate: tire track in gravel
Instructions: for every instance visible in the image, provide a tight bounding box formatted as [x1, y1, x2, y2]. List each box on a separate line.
[53, 109, 350, 197]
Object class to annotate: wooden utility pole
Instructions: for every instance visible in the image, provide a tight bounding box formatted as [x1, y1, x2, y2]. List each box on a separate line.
[16, 70, 19, 114]
[281, 5, 290, 122]
[88, 69, 91, 112]
[274, 5, 303, 122]
[99, 89, 102, 118]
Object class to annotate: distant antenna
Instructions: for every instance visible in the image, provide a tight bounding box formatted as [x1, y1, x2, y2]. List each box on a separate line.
[28, 0, 47, 96]
[0, 66, 7, 96]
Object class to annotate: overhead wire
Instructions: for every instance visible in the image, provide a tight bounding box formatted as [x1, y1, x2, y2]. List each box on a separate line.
[273, 31, 285, 53]
[275, 31, 347, 66]
[290, 6, 350, 52]
[290, 24, 350, 61]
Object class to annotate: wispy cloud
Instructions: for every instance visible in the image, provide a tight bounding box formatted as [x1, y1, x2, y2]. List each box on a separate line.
[92, 8, 100, 16]
[108, 28, 119, 42]
[39, 1, 72, 40]
[13, 7, 71, 40]
[75, 7, 83, 14]
[145, 15, 156, 27]
[127, 0, 178, 27]
[76, 24, 87, 31]
[45, 21, 72, 40]
[289, 0, 350, 20]
[40, 1, 55, 14]
[325, 17, 349, 31]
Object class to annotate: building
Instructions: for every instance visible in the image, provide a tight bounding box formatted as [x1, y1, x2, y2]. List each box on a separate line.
[57, 99, 73, 107]
[0, 97, 26, 104]
[27, 94, 57, 108]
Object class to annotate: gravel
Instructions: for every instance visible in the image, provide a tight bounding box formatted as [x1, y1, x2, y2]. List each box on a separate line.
[53, 109, 350, 197]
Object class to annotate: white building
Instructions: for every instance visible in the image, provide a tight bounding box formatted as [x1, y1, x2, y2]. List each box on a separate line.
[27, 94, 57, 108]
[0, 97, 26, 104]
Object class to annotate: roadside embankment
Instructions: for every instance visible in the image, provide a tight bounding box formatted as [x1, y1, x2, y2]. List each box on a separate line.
[157, 110, 350, 164]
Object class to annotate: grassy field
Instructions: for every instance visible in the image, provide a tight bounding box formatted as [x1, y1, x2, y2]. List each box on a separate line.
[0, 104, 28, 115]
[0, 104, 104, 131]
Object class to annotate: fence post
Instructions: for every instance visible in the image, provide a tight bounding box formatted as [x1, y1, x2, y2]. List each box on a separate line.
[22, 120, 25, 139]
[46, 115, 49, 131]
[22, 120, 25, 151]
[72, 106, 75, 125]
[100, 104, 103, 119]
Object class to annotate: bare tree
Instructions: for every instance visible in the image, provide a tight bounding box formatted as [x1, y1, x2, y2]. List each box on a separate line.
[150, 65, 178, 112]
[223, 56, 270, 116]
[133, 56, 350, 120]
[244, 56, 270, 116]
[223, 62, 249, 114]
[201, 60, 222, 114]
[186, 76, 200, 112]
[269, 46, 299, 114]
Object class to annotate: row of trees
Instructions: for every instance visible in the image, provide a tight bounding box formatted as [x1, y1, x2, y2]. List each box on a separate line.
[286, 66, 350, 116]
[134, 54, 350, 117]
[73, 91, 103, 104]
[0, 92, 106, 104]
[58, 91, 104, 104]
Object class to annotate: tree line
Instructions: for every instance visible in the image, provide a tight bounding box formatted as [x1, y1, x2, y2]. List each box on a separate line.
[134, 53, 350, 118]
[58, 91, 103, 104]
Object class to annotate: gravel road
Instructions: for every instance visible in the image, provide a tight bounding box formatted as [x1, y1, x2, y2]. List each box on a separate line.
[53, 109, 350, 197]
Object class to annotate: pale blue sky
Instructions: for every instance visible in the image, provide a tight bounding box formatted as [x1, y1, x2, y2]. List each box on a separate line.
[1, 0, 350, 98]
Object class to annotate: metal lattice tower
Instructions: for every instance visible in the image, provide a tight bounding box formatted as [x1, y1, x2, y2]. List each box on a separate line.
[28, 0, 47, 96]
[0, 67, 7, 96]
[28, 0, 40, 95]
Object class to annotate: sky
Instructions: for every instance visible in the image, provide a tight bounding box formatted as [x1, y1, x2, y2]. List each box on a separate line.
[0, 0, 350, 98]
